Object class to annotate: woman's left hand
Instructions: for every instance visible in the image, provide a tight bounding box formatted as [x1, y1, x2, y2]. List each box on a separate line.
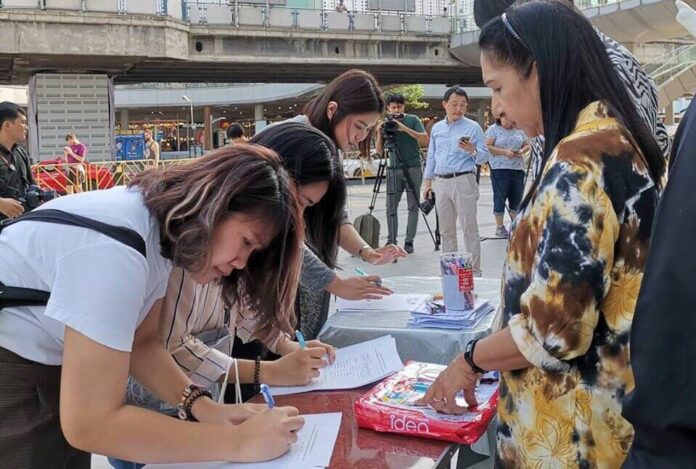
[415, 354, 480, 414]
[362, 244, 407, 265]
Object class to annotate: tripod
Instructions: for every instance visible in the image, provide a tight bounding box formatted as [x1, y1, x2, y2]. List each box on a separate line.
[368, 136, 440, 250]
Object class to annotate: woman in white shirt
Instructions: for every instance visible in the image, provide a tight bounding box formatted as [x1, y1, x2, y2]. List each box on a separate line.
[0, 144, 305, 468]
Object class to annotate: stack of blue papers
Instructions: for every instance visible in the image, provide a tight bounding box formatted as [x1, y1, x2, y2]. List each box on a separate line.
[407, 298, 496, 330]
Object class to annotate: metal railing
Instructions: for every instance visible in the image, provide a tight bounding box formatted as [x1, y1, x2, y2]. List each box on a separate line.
[650, 43, 696, 87]
[0, 0, 458, 35]
[644, 44, 696, 81]
[183, 0, 455, 35]
[0, 0, 173, 16]
[31, 152, 383, 195]
[452, 0, 628, 35]
[31, 158, 196, 194]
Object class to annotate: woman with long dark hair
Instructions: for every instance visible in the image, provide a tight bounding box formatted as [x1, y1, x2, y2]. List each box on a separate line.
[418, 2, 663, 467]
[264, 69, 406, 339]
[108, 123, 344, 469]
[0, 146, 305, 467]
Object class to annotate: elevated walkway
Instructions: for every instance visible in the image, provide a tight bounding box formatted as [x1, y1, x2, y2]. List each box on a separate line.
[648, 43, 696, 107]
[449, 0, 695, 67]
[0, 1, 474, 85]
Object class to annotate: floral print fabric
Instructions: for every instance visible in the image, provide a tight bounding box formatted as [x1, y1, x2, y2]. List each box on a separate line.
[496, 102, 658, 468]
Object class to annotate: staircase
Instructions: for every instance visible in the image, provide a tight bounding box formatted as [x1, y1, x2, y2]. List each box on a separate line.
[648, 43, 696, 108]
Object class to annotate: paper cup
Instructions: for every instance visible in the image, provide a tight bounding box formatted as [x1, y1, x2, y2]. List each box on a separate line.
[440, 252, 475, 311]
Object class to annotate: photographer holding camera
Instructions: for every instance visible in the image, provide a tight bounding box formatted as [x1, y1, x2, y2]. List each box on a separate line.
[375, 94, 429, 254]
[0, 102, 36, 221]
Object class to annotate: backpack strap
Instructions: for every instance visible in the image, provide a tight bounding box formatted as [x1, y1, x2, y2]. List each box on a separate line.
[1, 209, 146, 258]
[0, 209, 147, 309]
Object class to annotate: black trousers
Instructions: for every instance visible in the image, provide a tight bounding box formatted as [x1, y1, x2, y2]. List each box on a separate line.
[0, 347, 91, 469]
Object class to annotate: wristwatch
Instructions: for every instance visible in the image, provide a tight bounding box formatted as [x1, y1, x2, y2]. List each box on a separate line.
[463, 339, 486, 374]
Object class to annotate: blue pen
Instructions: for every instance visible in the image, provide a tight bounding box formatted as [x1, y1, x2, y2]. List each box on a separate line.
[354, 267, 382, 287]
[259, 384, 275, 409]
[295, 330, 307, 350]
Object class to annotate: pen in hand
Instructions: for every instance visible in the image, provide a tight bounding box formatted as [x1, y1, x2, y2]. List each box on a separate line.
[355, 267, 383, 287]
[295, 330, 307, 350]
[260, 384, 275, 409]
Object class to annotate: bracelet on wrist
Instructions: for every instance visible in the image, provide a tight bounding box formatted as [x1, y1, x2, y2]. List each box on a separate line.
[254, 355, 261, 392]
[463, 339, 486, 374]
[177, 384, 212, 422]
[357, 244, 371, 261]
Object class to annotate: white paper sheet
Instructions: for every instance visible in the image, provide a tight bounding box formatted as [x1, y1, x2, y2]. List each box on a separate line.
[269, 335, 403, 396]
[336, 293, 432, 312]
[143, 413, 342, 469]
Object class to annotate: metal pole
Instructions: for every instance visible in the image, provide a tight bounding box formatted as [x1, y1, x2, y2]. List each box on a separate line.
[189, 103, 194, 157]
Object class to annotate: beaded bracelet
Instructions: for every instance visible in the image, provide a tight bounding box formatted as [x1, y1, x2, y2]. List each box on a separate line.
[254, 355, 261, 392]
[177, 384, 212, 421]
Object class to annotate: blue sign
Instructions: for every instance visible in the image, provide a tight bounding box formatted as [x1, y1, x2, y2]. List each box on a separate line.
[115, 135, 145, 161]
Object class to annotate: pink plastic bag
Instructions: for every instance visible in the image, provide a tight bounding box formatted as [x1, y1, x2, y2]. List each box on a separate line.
[354, 361, 498, 445]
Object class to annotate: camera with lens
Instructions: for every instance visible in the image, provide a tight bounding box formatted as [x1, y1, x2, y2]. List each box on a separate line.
[19, 184, 56, 211]
[381, 113, 405, 139]
[420, 190, 436, 215]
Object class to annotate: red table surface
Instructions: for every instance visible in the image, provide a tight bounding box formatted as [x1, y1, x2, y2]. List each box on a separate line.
[251, 386, 454, 468]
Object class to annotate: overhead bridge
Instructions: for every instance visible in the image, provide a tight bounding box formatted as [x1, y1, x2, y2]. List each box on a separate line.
[0, 0, 478, 85]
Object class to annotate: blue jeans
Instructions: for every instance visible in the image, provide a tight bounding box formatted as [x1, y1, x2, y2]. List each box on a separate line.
[490, 169, 525, 215]
[108, 457, 144, 469]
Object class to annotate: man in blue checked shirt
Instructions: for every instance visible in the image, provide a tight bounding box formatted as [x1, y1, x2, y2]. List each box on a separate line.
[422, 87, 489, 276]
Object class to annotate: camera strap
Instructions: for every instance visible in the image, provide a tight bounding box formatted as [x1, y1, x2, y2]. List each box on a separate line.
[0, 209, 146, 309]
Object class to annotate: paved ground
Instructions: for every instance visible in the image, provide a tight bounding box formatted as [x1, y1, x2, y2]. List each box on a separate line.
[339, 175, 510, 279]
[92, 176, 507, 469]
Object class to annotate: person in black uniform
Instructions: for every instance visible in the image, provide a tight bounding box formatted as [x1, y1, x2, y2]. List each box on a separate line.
[0, 101, 35, 221]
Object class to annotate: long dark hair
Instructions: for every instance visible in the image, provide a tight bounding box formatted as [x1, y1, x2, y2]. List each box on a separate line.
[304, 69, 384, 154]
[130, 145, 303, 337]
[478, 0, 664, 206]
[250, 122, 346, 267]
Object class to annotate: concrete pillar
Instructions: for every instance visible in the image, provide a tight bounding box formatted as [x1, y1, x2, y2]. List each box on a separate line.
[665, 101, 675, 126]
[120, 109, 129, 131]
[203, 105, 213, 151]
[254, 104, 267, 134]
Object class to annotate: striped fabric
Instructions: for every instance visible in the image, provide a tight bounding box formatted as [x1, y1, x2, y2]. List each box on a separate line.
[160, 268, 289, 387]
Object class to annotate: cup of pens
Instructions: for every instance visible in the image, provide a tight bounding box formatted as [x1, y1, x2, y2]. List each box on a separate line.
[440, 252, 475, 311]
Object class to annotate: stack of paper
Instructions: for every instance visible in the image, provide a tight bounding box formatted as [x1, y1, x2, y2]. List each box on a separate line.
[143, 413, 342, 469]
[269, 335, 403, 396]
[407, 298, 496, 330]
[336, 293, 432, 312]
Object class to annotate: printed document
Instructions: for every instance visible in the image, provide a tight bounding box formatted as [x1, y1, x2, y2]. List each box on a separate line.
[142, 412, 342, 469]
[269, 335, 403, 396]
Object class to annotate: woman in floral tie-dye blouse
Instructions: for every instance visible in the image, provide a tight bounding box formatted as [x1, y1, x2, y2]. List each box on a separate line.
[419, 1, 666, 467]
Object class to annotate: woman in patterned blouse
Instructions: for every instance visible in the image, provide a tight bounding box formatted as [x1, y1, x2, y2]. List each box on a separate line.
[419, 1, 666, 467]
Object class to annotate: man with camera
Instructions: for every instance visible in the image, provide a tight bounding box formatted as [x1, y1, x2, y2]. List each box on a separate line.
[375, 94, 429, 254]
[0, 102, 35, 221]
[422, 87, 489, 276]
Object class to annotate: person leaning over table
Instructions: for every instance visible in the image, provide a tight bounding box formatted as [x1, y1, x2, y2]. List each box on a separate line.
[0, 145, 306, 468]
[418, 2, 664, 467]
[252, 69, 407, 338]
[109, 123, 342, 469]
